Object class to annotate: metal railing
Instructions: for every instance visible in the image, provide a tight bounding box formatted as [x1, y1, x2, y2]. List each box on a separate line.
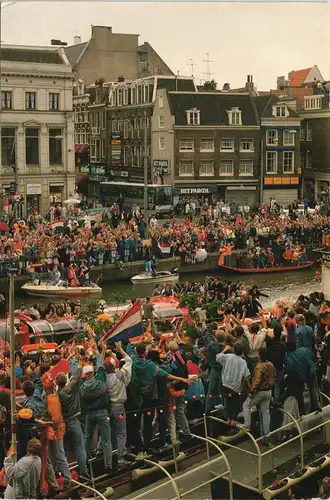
[127, 434, 233, 500]
[204, 397, 330, 496]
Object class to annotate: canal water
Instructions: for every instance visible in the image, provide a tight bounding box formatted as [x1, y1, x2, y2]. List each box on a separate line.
[16, 268, 321, 309]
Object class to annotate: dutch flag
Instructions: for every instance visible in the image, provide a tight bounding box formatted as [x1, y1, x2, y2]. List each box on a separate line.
[101, 299, 143, 343]
[158, 243, 171, 257]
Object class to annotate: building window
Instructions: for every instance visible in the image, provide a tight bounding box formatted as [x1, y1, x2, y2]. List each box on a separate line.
[112, 119, 118, 132]
[219, 160, 234, 176]
[283, 130, 295, 146]
[227, 107, 242, 125]
[124, 146, 129, 166]
[200, 138, 214, 152]
[25, 92, 37, 110]
[90, 138, 101, 162]
[49, 93, 59, 111]
[49, 129, 63, 165]
[131, 86, 136, 105]
[143, 85, 149, 103]
[300, 126, 306, 142]
[117, 88, 123, 106]
[240, 139, 254, 152]
[101, 139, 105, 160]
[186, 108, 200, 125]
[274, 105, 287, 117]
[137, 85, 142, 104]
[25, 128, 39, 165]
[300, 151, 305, 170]
[199, 161, 214, 176]
[220, 138, 234, 151]
[158, 116, 164, 128]
[306, 122, 312, 141]
[266, 130, 278, 145]
[179, 138, 194, 152]
[239, 160, 253, 176]
[179, 160, 194, 177]
[304, 96, 322, 110]
[306, 150, 312, 169]
[159, 95, 164, 108]
[101, 112, 106, 130]
[159, 137, 165, 150]
[118, 120, 123, 132]
[123, 87, 128, 105]
[283, 151, 294, 173]
[1, 91, 12, 109]
[1, 127, 16, 166]
[124, 120, 129, 139]
[266, 151, 277, 174]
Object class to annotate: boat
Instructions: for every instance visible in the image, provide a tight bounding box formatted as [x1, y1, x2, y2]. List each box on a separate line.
[131, 270, 179, 285]
[21, 279, 102, 297]
[218, 261, 314, 274]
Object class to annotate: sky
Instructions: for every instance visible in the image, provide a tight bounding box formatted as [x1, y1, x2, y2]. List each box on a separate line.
[1, 1, 330, 89]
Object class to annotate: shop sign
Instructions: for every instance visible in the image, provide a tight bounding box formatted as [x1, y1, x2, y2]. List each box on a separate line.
[153, 159, 169, 172]
[80, 165, 90, 174]
[322, 253, 330, 262]
[111, 140, 121, 145]
[264, 177, 299, 185]
[112, 131, 121, 139]
[27, 183, 42, 195]
[174, 187, 217, 195]
[290, 178, 299, 185]
[10, 182, 16, 194]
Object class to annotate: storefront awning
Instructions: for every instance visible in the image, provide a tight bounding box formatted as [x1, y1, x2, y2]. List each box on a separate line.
[75, 144, 88, 154]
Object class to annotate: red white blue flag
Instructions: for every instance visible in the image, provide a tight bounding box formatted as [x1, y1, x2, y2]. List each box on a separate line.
[101, 299, 143, 343]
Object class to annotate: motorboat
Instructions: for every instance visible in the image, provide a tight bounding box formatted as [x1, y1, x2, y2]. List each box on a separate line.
[131, 270, 179, 285]
[218, 261, 313, 274]
[21, 279, 102, 297]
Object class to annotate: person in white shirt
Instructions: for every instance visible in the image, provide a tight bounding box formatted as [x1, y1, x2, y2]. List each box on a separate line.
[149, 216, 157, 231]
[104, 343, 132, 466]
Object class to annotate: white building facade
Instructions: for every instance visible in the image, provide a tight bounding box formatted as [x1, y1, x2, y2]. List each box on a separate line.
[0, 45, 76, 215]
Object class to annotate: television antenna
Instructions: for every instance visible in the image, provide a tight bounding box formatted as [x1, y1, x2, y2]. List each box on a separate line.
[202, 53, 215, 81]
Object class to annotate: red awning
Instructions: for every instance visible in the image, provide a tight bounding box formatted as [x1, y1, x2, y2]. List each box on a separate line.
[75, 144, 88, 154]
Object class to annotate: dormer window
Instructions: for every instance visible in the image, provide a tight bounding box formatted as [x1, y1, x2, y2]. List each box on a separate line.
[227, 107, 242, 126]
[186, 108, 200, 125]
[273, 104, 288, 118]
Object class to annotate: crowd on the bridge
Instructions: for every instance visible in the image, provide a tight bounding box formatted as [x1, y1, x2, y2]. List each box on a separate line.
[0, 197, 330, 279]
[0, 275, 330, 498]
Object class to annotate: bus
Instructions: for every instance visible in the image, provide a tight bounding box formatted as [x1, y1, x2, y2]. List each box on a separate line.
[99, 182, 174, 217]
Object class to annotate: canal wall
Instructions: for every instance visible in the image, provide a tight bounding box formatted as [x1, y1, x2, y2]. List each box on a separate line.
[2, 246, 316, 295]
[1, 251, 227, 295]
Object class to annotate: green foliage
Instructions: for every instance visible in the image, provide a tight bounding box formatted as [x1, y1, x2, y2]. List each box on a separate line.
[202, 300, 224, 321]
[108, 292, 127, 305]
[77, 301, 99, 324]
[179, 293, 199, 310]
[185, 323, 199, 340]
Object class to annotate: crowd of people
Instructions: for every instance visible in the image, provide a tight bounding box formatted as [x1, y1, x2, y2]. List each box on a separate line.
[0, 274, 329, 498]
[0, 197, 329, 279]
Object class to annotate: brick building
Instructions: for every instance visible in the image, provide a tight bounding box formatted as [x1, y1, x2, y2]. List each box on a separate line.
[152, 91, 261, 204]
[65, 26, 173, 86]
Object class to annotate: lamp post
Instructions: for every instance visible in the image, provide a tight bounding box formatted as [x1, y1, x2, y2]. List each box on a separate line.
[143, 112, 149, 239]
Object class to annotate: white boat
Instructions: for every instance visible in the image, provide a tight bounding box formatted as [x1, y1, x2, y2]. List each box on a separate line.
[22, 279, 102, 298]
[131, 270, 179, 285]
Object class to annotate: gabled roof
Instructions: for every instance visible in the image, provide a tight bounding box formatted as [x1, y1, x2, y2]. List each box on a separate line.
[0, 47, 63, 65]
[271, 87, 314, 106]
[254, 94, 300, 119]
[65, 42, 88, 66]
[289, 67, 312, 87]
[168, 92, 258, 126]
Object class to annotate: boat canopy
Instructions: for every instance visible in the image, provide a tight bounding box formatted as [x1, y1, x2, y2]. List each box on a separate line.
[24, 318, 82, 339]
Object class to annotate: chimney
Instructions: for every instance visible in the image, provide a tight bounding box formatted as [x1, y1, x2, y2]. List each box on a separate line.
[245, 75, 254, 91]
[74, 35, 82, 45]
[117, 75, 125, 82]
[222, 83, 230, 92]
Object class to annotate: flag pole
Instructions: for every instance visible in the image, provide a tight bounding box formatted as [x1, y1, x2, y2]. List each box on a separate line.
[9, 270, 17, 496]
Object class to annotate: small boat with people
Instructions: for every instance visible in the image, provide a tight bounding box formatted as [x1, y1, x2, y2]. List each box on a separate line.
[218, 261, 314, 274]
[131, 269, 179, 285]
[21, 279, 102, 297]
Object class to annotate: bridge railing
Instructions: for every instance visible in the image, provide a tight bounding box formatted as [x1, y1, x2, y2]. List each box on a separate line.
[204, 395, 330, 497]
